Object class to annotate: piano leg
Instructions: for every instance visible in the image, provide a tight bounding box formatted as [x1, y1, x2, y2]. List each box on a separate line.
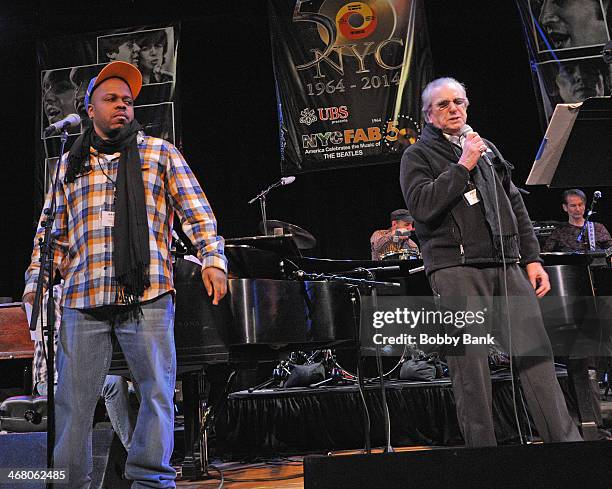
[181, 371, 203, 479]
[179, 367, 237, 480]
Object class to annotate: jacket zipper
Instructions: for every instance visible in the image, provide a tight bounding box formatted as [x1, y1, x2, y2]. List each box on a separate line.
[450, 212, 466, 264]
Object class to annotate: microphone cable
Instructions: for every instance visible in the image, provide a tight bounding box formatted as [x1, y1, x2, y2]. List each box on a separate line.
[453, 136, 525, 443]
[486, 155, 525, 445]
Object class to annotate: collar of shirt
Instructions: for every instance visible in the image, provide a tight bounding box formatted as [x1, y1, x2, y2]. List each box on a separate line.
[443, 131, 463, 148]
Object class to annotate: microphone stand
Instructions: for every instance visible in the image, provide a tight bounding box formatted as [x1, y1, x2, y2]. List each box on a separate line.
[364, 268, 394, 454]
[293, 268, 397, 453]
[247, 178, 286, 236]
[293, 270, 400, 288]
[29, 127, 69, 478]
[576, 197, 599, 248]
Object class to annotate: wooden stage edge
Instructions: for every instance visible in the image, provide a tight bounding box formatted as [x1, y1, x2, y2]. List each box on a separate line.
[178, 441, 612, 488]
[175, 444, 476, 488]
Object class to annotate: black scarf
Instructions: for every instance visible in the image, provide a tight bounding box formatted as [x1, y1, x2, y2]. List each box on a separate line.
[66, 120, 150, 304]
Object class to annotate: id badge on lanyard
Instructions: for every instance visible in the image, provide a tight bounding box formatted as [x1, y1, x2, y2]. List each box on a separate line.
[463, 181, 480, 206]
[100, 210, 115, 227]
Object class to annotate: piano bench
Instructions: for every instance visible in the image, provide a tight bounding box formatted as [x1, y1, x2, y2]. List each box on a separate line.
[0, 395, 47, 432]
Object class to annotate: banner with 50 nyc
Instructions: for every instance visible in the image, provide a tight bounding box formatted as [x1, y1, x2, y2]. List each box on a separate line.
[269, 0, 433, 174]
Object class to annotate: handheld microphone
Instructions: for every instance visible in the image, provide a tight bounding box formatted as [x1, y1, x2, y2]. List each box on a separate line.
[460, 124, 493, 166]
[43, 113, 81, 137]
[594, 191, 602, 201]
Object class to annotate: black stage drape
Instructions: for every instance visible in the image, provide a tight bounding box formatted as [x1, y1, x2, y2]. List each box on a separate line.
[216, 374, 574, 458]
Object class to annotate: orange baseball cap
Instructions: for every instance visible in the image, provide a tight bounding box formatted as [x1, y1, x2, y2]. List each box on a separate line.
[84, 61, 142, 107]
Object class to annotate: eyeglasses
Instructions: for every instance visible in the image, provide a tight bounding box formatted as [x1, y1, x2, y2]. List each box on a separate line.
[431, 98, 468, 111]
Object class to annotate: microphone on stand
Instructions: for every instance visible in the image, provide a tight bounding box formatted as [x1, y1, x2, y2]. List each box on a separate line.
[577, 191, 603, 243]
[247, 175, 297, 237]
[43, 113, 81, 137]
[280, 176, 296, 186]
[587, 191, 603, 218]
[247, 176, 296, 205]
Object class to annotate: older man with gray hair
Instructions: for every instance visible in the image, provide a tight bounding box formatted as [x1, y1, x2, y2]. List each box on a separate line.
[400, 77, 581, 447]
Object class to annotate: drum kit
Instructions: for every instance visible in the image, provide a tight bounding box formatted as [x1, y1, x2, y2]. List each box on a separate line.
[257, 219, 317, 250]
[380, 249, 421, 261]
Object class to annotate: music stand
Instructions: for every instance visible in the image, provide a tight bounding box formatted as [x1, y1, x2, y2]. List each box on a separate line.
[526, 97, 612, 187]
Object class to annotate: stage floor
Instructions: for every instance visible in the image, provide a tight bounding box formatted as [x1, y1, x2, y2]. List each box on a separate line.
[175, 445, 442, 489]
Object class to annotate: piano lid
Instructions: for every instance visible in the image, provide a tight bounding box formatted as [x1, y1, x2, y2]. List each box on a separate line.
[226, 234, 301, 257]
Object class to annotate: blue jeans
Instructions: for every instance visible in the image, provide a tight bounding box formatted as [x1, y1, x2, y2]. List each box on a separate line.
[36, 375, 138, 452]
[102, 375, 138, 451]
[55, 293, 176, 488]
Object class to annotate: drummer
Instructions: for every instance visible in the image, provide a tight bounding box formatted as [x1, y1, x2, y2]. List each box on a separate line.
[370, 209, 420, 260]
[543, 189, 612, 252]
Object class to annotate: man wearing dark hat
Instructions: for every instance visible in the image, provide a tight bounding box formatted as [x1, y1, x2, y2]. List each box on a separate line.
[23, 61, 227, 488]
[370, 209, 419, 260]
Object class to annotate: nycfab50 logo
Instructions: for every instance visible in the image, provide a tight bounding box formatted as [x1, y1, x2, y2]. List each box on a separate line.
[300, 105, 349, 125]
[292, 0, 404, 78]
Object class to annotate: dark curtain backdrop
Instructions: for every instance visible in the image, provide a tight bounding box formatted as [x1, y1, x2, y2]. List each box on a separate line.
[1, 0, 611, 300]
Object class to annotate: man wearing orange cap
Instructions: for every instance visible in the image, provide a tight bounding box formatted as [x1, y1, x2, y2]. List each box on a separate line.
[23, 61, 227, 488]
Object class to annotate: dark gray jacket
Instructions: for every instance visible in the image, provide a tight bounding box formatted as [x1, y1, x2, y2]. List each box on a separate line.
[400, 123, 541, 275]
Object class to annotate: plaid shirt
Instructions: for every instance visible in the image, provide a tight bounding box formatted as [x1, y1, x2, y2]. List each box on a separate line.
[24, 134, 227, 309]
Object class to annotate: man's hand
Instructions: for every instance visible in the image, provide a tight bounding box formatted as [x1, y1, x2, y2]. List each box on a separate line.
[22, 292, 35, 305]
[458, 132, 486, 171]
[21, 292, 35, 312]
[526, 262, 550, 298]
[201, 267, 227, 305]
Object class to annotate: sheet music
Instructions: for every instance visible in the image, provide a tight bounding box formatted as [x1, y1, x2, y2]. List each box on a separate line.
[526, 102, 582, 186]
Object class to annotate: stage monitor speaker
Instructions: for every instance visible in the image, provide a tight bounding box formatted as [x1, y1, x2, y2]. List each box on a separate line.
[304, 441, 612, 488]
[0, 432, 45, 489]
[0, 426, 130, 489]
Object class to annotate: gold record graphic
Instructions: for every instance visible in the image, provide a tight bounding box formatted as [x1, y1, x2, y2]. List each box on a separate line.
[318, 0, 396, 48]
[337, 3, 377, 40]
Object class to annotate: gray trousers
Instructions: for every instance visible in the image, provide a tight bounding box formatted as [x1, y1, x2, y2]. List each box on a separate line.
[428, 264, 582, 447]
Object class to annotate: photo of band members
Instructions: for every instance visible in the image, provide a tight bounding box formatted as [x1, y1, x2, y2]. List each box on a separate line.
[39, 26, 177, 160]
[97, 28, 175, 84]
[519, 0, 612, 121]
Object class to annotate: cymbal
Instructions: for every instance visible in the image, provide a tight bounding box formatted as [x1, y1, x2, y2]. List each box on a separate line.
[259, 220, 317, 250]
